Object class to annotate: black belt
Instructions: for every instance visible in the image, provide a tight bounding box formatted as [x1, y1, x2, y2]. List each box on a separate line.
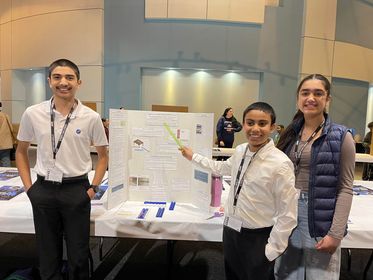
[37, 174, 88, 183]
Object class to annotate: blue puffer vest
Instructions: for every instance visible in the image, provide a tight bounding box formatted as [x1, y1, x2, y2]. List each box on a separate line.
[285, 114, 348, 237]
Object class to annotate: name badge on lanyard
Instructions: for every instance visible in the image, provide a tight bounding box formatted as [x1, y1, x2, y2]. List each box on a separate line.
[46, 98, 75, 183]
[45, 164, 63, 183]
[224, 216, 243, 232]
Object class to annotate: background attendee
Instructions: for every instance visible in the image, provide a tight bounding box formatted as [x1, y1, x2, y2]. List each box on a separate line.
[0, 102, 15, 167]
[353, 133, 362, 143]
[16, 59, 108, 279]
[273, 124, 285, 145]
[363, 121, 373, 154]
[275, 74, 355, 280]
[102, 118, 109, 141]
[216, 107, 242, 149]
[353, 133, 365, 153]
[362, 121, 373, 180]
[181, 102, 298, 280]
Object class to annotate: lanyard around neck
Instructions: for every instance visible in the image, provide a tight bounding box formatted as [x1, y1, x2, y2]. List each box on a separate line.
[50, 98, 76, 160]
[293, 120, 324, 174]
[233, 142, 266, 208]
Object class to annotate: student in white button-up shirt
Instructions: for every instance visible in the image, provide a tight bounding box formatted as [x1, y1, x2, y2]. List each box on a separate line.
[180, 102, 298, 280]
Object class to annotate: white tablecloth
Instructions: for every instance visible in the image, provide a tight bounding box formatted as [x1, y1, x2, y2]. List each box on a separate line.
[1, 167, 373, 249]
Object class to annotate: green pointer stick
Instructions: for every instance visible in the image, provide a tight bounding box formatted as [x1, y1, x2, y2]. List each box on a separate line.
[163, 123, 183, 148]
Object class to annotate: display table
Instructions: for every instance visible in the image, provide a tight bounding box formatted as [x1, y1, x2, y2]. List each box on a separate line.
[212, 147, 235, 158]
[356, 153, 373, 163]
[91, 201, 225, 241]
[0, 168, 226, 240]
[1, 168, 373, 249]
[342, 180, 373, 249]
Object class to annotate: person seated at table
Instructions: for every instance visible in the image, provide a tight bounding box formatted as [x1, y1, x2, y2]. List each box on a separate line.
[362, 121, 373, 180]
[0, 102, 15, 167]
[352, 133, 364, 153]
[180, 102, 298, 280]
[363, 122, 373, 153]
[101, 118, 109, 141]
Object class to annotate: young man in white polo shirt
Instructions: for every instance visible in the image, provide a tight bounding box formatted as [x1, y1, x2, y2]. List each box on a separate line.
[16, 59, 108, 279]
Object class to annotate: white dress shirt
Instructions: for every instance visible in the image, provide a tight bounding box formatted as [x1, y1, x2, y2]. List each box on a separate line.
[192, 139, 298, 261]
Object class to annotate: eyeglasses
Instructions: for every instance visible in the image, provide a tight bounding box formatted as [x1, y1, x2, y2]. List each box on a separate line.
[299, 89, 327, 98]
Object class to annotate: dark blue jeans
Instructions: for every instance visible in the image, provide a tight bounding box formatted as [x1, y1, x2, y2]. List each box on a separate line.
[274, 192, 341, 280]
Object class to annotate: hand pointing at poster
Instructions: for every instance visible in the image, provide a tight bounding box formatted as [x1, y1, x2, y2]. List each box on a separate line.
[179, 146, 193, 161]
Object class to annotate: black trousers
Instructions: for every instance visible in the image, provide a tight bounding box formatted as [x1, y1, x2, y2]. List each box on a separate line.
[223, 225, 274, 280]
[27, 176, 91, 280]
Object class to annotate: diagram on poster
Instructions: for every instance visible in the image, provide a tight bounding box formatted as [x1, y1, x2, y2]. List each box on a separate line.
[109, 109, 214, 210]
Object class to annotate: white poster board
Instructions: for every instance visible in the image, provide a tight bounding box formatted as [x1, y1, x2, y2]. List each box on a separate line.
[107, 109, 128, 209]
[108, 109, 214, 211]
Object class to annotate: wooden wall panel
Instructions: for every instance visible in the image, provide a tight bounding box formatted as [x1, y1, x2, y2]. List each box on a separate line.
[303, 0, 337, 40]
[0, 0, 11, 24]
[0, 22, 11, 70]
[146, 0, 265, 24]
[207, 0, 229, 21]
[145, 0, 168, 18]
[11, 0, 103, 20]
[168, 0, 207, 19]
[11, 9, 103, 69]
[300, 37, 334, 77]
[333, 41, 373, 82]
[230, 0, 265, 24]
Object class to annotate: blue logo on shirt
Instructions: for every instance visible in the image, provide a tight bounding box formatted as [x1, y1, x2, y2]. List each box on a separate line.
[76, 129, 81, 134]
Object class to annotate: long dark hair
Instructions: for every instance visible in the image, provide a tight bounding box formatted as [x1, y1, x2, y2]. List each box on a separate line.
[222, 107, 232, 118]
[276, 74, 331, 151]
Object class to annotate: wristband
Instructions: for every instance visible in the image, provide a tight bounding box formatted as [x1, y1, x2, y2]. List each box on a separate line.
[90, 185, 99, 193]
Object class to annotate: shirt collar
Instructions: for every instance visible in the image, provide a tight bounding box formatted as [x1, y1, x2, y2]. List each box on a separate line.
[245, 138, 274, 160]
[44, 98, 82, 118]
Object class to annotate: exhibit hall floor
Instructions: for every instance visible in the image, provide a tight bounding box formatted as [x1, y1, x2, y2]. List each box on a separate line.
[0, 233, 372, 280]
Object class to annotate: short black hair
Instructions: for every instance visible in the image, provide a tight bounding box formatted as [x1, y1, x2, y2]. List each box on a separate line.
[48, 59, 80, 80]
[242, 102, 276, 125]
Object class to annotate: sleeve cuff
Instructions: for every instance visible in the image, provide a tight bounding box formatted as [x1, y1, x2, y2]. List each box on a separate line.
[192, 153, 202, 162]
[265, 243, 281, 262]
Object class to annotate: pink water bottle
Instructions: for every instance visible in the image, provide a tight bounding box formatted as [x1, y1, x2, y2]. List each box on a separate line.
[211, 175, 223, 207]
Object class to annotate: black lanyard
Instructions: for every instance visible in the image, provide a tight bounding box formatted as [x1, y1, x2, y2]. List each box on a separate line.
[293, 120, 324, 174]
[50, 99, 75, 160]
[233, 143, 265, 208]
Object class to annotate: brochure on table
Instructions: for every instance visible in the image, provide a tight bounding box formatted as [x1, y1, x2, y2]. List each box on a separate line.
[107, 109, 214, 211]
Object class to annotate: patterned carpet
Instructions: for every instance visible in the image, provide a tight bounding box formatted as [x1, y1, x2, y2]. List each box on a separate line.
[0, 233, 372, 280]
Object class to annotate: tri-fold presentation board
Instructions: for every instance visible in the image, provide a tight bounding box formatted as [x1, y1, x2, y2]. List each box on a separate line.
[106, 109, 214, 211]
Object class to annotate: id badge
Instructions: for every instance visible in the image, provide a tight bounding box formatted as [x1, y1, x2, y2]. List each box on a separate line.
[45, 165, 63, 183]
[224, 216, 242, 232]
